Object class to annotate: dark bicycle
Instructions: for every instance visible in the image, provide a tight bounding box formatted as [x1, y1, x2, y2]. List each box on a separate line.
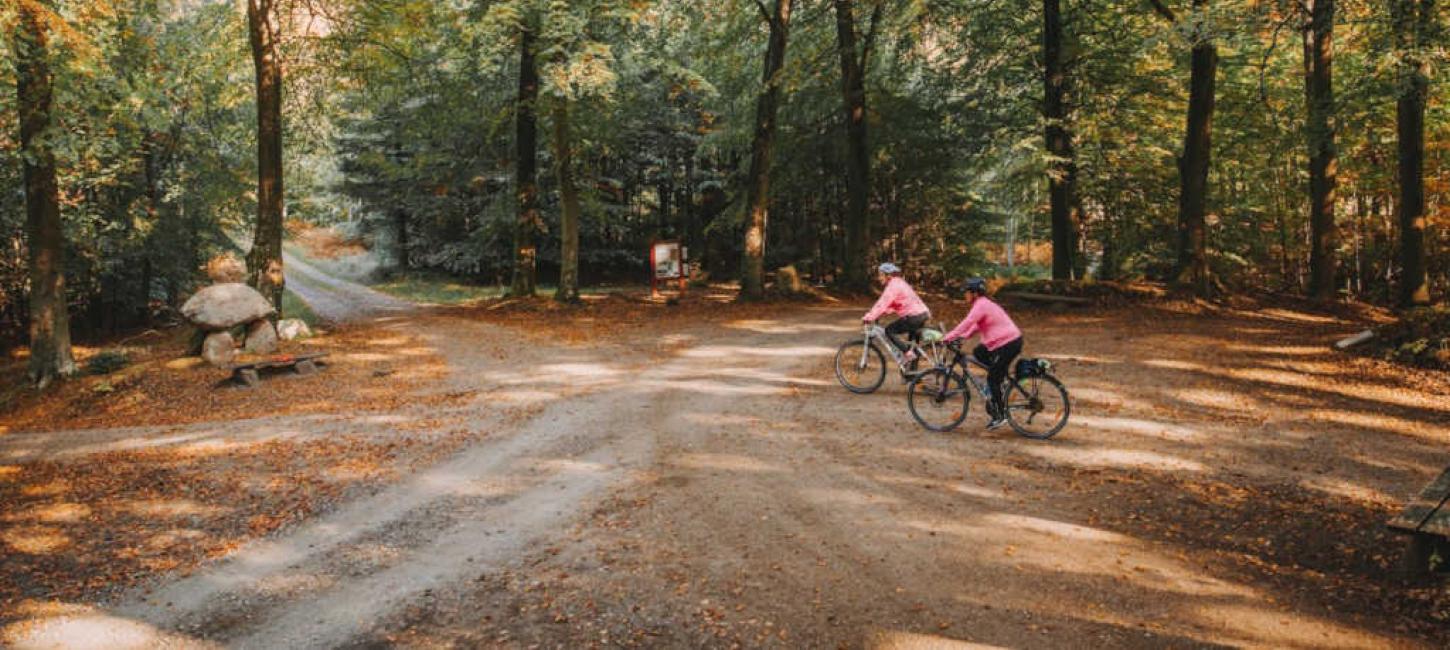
[905, 342, 1070, 438]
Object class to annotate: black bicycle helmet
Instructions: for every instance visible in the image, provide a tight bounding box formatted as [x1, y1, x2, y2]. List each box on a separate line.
[963, 277, 988, 295]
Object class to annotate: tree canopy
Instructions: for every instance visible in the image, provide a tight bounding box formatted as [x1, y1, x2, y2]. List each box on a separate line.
[2, 0, 1447, 366]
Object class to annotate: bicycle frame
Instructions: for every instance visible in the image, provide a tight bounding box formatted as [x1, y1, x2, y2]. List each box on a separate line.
[934, 348, 1027, 406]
[859, 323, 945, 373]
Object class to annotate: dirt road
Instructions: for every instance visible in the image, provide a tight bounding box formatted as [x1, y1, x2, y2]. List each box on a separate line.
[4, 281, 1448, 647]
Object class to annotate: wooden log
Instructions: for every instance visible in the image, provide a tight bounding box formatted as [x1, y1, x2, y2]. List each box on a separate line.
[1334, 329, 1375, 350]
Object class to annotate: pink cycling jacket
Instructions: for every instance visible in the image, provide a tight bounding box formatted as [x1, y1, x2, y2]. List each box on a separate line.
[863, 277, 930, 322]
[943, 297, 1021, 351]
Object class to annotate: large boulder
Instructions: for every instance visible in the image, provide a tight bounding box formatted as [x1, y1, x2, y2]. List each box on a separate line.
[182, 283, 275, 331]
[243, 320, 279, 355]
[201, 331, 237, 368]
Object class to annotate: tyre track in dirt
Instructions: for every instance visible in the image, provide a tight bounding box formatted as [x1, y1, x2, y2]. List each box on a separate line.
[3, 303, 846, 649]
[281, 251, 413, 325]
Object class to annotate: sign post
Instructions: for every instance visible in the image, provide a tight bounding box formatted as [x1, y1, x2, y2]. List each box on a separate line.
[650, 240, 687, 298]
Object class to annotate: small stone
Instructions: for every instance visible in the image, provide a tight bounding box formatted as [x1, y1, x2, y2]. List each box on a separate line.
[276, 318, 312, 341]
[201, 331, 237, 368]
[243, 320, 279, 354]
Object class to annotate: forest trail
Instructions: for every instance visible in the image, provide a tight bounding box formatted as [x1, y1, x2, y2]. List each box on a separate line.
[4, 288, 1448, 648]
[282, 251, 414, 324]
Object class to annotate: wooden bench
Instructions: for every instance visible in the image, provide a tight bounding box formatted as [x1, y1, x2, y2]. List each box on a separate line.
[230, 352, 329, 388]
[1387, 464, 1450, 579]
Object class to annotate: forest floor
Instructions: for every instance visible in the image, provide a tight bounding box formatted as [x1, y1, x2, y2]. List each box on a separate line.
[2, 266, 1448, 648]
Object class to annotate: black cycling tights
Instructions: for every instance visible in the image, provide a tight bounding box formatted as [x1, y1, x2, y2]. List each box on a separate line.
[973, 337, 1023, 418]
[885, 313, 929, 354]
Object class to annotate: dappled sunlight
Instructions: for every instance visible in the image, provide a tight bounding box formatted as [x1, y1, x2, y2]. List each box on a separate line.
[1, 602, 218, 650]
[678, 344, 836, 359]
[1023, 446, 1206, 472]
[681, 413, 763, 427]
[362, 335, 413, 347]
[1193, 603, 1391, 650]
[721, 319, 851, 335]
[1297, 475, 1393, 503]
[866, 629, 1008, 649]
[1224, 343, 1328, 357]
[979, 513, 1131, 543]
[1307, 408, 1450, 443]
[3, 525, 71, 554]
[1071, 415, 1205, 441]
[1256, 308, 1341, 325]
[4, 502, 91, 523]
[539, 362, 625, 378]
[1171, 387, 1251, 414]
[534, 458, 612, 474]
[142, 528, 207, 552]
[636, 377, 792, 397]
[674, 452, 786, 473]
[487, 388, 564, 403]
[1140, 357, 1210, 372]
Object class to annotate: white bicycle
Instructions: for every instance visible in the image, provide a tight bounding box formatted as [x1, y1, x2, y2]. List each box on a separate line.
[834, 321, 947, 394]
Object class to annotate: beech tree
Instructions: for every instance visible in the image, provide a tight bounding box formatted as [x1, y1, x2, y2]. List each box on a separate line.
[1304, 0, 1337, 301]
[739, 0, 793, 300]
[14, 0, 75, 386]
[1393, 0, 1434, 307]
[245, 0, 285, 311]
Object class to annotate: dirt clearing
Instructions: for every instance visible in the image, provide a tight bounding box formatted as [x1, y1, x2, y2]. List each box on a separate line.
[3, 292, 1448, 648]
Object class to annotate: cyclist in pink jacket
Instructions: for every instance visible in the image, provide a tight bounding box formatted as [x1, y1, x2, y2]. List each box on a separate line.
[863, 263, 931, 362]
[943, 277, 1022, 430]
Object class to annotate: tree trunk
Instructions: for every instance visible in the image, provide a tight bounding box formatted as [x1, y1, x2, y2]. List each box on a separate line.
[245, 0, 285, 313]
[15, 0, 76, 386]
[1043, 0, 1082, 281]
[1394, 0, 1431, 307]
[554, 102, 581, 303]
[834, 0, 876, 293]
[1305, 0, 1338, 301]
[1173, 0, 1216, 296]
[510, 26, 541, 297]
[739, 0, 794, 300]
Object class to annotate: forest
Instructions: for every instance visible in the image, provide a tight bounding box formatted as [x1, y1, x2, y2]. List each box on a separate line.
[2, 0, 1447, 386]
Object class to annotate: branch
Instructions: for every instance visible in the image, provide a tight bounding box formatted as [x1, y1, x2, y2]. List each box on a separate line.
[1146, 0, 1177, 22]
[858, 1, 884, 70]
[754, 0, 773, 26]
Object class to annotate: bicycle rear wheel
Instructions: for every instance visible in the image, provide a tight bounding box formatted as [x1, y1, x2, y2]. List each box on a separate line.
[835, 339, 887, 394]
[907, 368, 970, 432]
[1004, 373, 1070, 439]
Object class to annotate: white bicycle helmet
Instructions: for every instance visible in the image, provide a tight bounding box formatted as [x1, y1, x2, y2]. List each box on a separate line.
[878, 262, 901, 275]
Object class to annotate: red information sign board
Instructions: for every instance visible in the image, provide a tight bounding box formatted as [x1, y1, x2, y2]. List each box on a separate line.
[650, 240, 687, 296]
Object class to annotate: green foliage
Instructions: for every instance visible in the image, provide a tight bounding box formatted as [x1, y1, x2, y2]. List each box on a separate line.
[85, 349, 131, 376]
[3, 0, 1448, 351]
[1377, 305, 1450, 369]
[281, 290, 320, 329]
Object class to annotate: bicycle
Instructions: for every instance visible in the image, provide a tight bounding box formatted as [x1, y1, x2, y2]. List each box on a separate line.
[905, 342, 1070, 439]
[835, 320, 946, 394]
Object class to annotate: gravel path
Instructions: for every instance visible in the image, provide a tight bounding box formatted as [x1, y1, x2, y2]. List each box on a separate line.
[5, 290, 1447, 648]
[281, 252, 413, 324]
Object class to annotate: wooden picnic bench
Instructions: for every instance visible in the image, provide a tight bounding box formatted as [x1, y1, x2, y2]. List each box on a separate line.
[229, 352, 329, 388]
[1387, 464, 1450, 579]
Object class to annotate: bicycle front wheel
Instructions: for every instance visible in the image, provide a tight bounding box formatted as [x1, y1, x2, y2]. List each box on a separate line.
[907, 368, 970, 432]
[835, 339, 887, 394]
[1005, 373, 1070, 439]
